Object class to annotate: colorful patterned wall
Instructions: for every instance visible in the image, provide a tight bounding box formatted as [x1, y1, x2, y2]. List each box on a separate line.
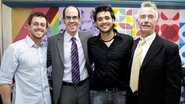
[14, 7, 185, 67]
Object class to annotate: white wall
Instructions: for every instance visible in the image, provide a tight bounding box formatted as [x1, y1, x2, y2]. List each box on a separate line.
[0, 4, 12, 64]
[2, 4, 12, 51]
[0, 0, 2, 64]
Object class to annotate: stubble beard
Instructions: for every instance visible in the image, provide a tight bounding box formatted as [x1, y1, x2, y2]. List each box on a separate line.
[98, 24, 114, 34]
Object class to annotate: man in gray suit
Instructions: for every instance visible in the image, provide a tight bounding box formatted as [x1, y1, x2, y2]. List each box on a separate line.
[47, 6, 92, 104]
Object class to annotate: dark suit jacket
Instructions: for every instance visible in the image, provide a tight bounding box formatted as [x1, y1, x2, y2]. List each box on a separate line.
[128, 35, 182, 104]
[47, 31, 92, 104]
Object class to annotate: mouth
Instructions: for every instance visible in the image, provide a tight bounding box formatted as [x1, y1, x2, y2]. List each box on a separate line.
[69, 24, 77, 29]
[142, 24, 150, 27]
[101, 26, 108, 29]
[34, 30, 46, 37]
[69, 26, 76, 30]
[35, 30, 45, 33]
[69, 25, 75, 28]
[34, 28, 45, 32]
[141, 24, 151, 29]
[100, 24, 109, 29]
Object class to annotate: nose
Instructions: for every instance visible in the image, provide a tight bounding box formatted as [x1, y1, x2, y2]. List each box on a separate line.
[143, 17, 149, 21]
[38, 25, 42, 28]
[102, 18, 107, 23]
[69, 18, 74, 22]
[143, 20, 149, 25]
[37, 28, 41, 31]
[142, 17, 150, 25]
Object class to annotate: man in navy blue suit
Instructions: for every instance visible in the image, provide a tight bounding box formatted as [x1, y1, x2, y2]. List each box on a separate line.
[128, 1, 182, 104]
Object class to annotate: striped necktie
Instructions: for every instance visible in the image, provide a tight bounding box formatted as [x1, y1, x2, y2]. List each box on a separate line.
[71, 37, 80, 84]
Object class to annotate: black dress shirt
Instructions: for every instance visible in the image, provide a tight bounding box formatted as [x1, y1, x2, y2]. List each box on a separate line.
[88, 29, 133, 90]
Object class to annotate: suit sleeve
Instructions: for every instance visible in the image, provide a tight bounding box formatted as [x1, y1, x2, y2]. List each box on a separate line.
[165, 44, 182, 104]
[47, 37, 52, 68]
[87, 38, 93, 65]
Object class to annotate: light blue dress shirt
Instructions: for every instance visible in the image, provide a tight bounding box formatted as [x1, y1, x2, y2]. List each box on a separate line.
[0, 36, 51, 104]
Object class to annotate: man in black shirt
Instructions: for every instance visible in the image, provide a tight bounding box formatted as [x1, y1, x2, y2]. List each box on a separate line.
[88, 5, 133, 104]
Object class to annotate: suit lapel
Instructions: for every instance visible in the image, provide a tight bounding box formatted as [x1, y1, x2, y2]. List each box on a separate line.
[132, 39, 140, 56]
[56, 33, 65, 63]
[141, 35, 163, 69]
[129, 38, 139, 68]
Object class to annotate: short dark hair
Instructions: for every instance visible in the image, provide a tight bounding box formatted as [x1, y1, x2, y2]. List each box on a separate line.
[93, 4, 115, 22]
[28, 12, 48, 28]
[63, 6, 80, 18]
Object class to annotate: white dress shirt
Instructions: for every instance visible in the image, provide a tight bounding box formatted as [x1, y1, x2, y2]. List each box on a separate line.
[140, 33, 156, 64]
[0, 35, 51, 104]
[63, 31, 88, 83]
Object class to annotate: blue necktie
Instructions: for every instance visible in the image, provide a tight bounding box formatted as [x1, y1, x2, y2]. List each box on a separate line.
[71, 37, 80, 84]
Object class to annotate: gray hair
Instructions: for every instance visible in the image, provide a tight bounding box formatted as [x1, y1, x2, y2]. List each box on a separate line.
[138, 1, 159, 21]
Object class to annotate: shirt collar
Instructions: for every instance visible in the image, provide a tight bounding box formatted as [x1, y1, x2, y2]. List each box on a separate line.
[26, 35, 35, 48]
[140, 32, 156, 42]
[64, 31, 80, 42]
[96, 29, 121, 41]
[25, 35, 46, 48]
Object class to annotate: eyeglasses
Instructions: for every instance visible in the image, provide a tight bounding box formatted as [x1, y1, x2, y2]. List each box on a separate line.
[31, 22, 46, 27]
[64, 16, 79, 21]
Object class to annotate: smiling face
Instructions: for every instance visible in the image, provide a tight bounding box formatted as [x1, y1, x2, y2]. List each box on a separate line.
[137, 7, 158, 37]
[28, 16, 47, 42]
[95, 11, 115, 34]
[62, 6, 80, 36]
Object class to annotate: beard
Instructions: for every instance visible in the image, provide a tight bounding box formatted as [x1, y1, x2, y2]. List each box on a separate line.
[97, 24, 114, 34]
[30, 29, 46, 40]
[32, 34, 44, 39]
[34, 28, 45, 33]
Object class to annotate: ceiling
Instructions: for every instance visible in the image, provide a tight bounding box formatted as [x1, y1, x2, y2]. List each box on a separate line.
[2, 0, 185, 1]
[2, 0, 185, 9]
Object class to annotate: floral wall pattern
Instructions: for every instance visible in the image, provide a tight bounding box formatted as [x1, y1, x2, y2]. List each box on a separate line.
[13, 7, 185, 103]
[14, 6, 185, 70]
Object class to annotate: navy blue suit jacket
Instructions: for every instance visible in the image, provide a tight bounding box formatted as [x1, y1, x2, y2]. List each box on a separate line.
[128, 35, 182, 104]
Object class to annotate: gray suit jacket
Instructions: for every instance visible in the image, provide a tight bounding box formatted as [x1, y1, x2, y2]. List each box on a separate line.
[47, 31, 92, 104]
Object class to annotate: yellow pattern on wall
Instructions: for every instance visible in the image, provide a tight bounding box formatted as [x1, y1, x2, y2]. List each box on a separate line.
[12, 8, 32, 41]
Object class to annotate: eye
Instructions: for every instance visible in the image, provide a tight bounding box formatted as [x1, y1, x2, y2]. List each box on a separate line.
[105, 16, 111, 20]
[32, 22, 39, 26]
[97, 17, 103, 21]
[31, 22, 46, 27]
[72, 16, 78, 20]
[140, 15, 146, 19]
[65, 16, 79, 21]
[148, 15, 154, 19]
[40, 23, 46, 27]
[65, 16, 71, 20]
